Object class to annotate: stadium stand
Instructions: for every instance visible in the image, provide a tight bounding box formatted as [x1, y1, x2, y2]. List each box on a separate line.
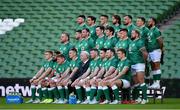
[161, 16, 180, 79]
[0, 0, 179, 78]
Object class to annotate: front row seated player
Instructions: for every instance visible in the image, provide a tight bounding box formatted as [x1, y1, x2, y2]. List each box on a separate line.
[86, 49, 118, 104]
[89, 49, 131, 104]
[26, 50, 54, 103]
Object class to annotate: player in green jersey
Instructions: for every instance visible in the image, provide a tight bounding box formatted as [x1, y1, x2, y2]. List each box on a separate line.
[95, 26, 106, 50]
[100, 15, 109, 28]
[75, 49, 100, 104]
[88, 48, 107, 104]
[87, 16, 97, 40]
[90, 49, 118, 104]
[75, 30, 84, 55]
[26, 50, 53, 103]
[122, 15, 136, 38]
[59, 32, 73, 60]
[104, 26, 118, 49]
[33, 51, 61, 104]
[115, 28, 131, 54]
[129, 30, 149, 104]
[81, 28, 95, 52]
[147, 17, 164, 89]
[75, 15, 87, 31]
[52, 54, 70, 104]
[136, 17, 149, 44]
[100, 49, 131, 104]
[112, 15, 122, 38]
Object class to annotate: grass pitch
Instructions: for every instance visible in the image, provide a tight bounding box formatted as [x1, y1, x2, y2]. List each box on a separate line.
[0, 98, 180, 110]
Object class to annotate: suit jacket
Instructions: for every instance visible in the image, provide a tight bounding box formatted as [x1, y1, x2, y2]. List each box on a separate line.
[71, 60, 90, 81]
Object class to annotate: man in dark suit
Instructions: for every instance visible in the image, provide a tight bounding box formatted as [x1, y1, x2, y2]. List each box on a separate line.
[71, 51, 90, 103]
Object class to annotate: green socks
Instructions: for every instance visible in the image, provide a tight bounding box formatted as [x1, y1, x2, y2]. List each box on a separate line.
[53, 87, 59, 99]
[48, 87, 54, 99]
[75, 86, 83, 101]
[103, 86, 111, 101]
[112, 85, 120, 101]
[42, 87, 49, 99]
[31, 85, 36, 100]
[140, 83, 147, 100]
[65, 86, 69, 100]
[58, 86, 65, 100]
[96, 86, 103, 101]
[90, 86, 97, 101]
[132, 84, 139, 100]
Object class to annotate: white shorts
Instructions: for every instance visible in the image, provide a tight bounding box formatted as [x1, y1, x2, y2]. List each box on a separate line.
[121, 79, 130, 88]
[131, 63, 145, 75]
[51, 77, 58, 82]
[149, 49, 162, 62]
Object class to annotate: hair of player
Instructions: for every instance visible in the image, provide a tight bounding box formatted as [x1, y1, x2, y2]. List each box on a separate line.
[56, 54, 65, 59]
[150, 17, 157, 24]
[70, 48, 78, 54]
[82, 28, 90, 33]
[90, 48, 99, 53]
[108, 48, 115, 55]
[96, 25, 105, 31]
[100, 48, 108, 53]
[54, 50, 61, 55]
[119, 28, 128, 33]
[62, 32, 70, 41]
[133, 29, 140, 36]
[124, 15, 132, 20]
[117, 48, 126, 56]
[101, 14, 109, 19]
[45, 50, 53, 55]
[106, 26, 115, 35]
[87, 16, 96, 23]
[112, 15, 121, 25]
[78, 15, 86, 20]
[76, 30, 82, 33]
[137, 16, 146, 24]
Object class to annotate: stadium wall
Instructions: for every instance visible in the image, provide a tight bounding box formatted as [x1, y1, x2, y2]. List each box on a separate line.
[0, 78, 179, 98]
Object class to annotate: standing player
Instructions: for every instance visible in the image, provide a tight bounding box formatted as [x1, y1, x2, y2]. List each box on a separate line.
[80, 28, 95, 52]
[87, 16, 97, 40]
[100, 15, 109, 28]
[147, 17, 164, 89]
[26, 50, 54, 103]
[95, 26, 106, 50]
[59, 32, 73, 60]
[115, 28, 131, 53]
[75, 15, 87, 31]
[122, 15, 136, 38]
[129, 30, 149, 104]
[136, 17, 149, 44]
[104, 26, 118, 49]
[75, 30, 83, 56]
[112, 15, 121, 37]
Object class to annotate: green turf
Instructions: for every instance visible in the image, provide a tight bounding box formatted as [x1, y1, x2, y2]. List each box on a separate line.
[1, 98, 180, 110]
